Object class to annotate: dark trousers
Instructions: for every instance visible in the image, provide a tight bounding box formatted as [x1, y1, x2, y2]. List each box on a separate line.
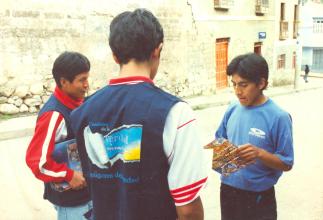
[220, 183, 277, 220]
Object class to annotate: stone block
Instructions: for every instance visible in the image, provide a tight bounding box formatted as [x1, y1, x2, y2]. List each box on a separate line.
[29, 106, 38, 113]
[19, 104, 29, 113]
[24, 98, 41, 107]
[0, 97, 8, 104]
[14, 85, 30, 98]
[0, 103, 19, 114]
[7, 97, 15, 104]
[14, 98, 23, 107]
[0, 85, 15, 97]
[30, 83, 44, 95]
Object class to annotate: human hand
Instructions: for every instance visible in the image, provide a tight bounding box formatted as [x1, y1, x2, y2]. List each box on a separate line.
[68, 171, 87, 190]
[236, 143, 261, 166]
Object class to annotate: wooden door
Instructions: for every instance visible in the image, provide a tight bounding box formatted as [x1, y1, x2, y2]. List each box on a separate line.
[254, 42, 262, 55]
[216, 38, 229, 89]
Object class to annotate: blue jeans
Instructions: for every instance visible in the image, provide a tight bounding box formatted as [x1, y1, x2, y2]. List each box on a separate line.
[54, 201, 92, 220]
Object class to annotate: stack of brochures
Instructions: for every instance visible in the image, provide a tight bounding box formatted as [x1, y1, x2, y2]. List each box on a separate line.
[51, 139, 82, 192]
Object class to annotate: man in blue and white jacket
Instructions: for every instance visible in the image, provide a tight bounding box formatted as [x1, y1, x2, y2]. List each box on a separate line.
[71, 8, 208, 220]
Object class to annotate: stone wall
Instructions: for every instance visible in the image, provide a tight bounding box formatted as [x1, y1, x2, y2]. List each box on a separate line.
[0, 0, 294, 115]
[0, 0, 211, 114]
[0, 81, 49, 114]
[0, 6, 111, 114]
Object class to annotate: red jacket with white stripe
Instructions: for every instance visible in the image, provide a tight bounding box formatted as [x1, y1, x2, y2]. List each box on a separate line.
[26, 87, 83, 183]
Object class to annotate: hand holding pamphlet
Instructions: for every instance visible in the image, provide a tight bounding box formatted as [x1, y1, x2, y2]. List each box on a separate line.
[51, 139, 82, 192]
[204, 137, 243, 176]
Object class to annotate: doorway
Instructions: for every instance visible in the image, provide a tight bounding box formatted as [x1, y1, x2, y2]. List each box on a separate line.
[216, 38, 229, 89]
[254, 42, 262, 55]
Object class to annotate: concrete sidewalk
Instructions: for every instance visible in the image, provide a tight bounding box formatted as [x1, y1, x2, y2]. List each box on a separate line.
[1, 75, 322, 141]
[186, 73, 323, 110]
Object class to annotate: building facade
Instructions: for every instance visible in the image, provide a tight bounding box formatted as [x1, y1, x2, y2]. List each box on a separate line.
[189, 0, 299, 88]
[0, 0, 300, 114]
[299, 0, 323, 72]
[272, 0, 300, 86]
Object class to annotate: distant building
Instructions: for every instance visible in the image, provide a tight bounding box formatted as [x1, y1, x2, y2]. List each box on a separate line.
[189, 0, 276, 89]
[299, 0, 323, 72]
[301, 0, 323, 4]
[189, 0, 299, 88]
[0, 0, 302, 115]
[273, 0, 300, 86]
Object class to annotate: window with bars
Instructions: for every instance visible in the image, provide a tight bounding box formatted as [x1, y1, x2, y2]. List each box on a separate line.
[293, 5, 299, 38]
[301, 0, 323, 4]
[279, 3, 288, 40]
[313, 17, 323, 33]
[277, 54, 286, 69]
[313, 49, 323, 71]
[280, 3, 285, 20]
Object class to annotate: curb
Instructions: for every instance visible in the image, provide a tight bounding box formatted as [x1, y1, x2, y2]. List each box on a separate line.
[0, 115, 37, 141]
[192, 100, 231, 110]
[0, 128, 34, 141]
[190, 85, 323, 110]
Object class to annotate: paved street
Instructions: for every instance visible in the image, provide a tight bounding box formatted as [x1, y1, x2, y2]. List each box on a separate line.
[1, 87, 323, 220]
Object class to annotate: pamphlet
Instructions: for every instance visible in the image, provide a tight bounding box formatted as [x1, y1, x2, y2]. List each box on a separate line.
[204, 137, 243, 176]
[51, 139, 82, 192]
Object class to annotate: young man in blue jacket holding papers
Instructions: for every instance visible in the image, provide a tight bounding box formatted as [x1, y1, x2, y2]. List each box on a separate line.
[215, 53, 294, 220]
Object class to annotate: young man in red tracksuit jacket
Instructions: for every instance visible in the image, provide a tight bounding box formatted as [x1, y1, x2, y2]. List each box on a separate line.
[26, 51, 92, 220]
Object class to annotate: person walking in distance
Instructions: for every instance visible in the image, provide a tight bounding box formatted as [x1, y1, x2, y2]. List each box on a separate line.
[304, 64, 310, 83]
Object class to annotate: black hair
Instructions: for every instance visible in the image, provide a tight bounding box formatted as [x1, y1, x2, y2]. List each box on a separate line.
[109, 8, 164, 64]
[226, 53, 269, 85]
[52, 51, 90, 87]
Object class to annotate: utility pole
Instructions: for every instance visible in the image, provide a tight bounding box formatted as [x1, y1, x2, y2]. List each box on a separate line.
[294, 40, 300, 90]
[294, 4, 301, 90]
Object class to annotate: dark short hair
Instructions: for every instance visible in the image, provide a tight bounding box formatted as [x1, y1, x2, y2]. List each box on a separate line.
[52, 51, 90, 87]
[226, 53, 269, 85]
[109, 8, 164, 64]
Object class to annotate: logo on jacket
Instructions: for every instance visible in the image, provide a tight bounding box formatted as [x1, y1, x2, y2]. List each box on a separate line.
[84, 124, 142, 169]
[248, 128, 266, 139]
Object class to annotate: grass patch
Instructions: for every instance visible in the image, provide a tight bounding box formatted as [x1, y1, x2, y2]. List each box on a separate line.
[192, 105, 205, 111]
[0, 112, 35, 122]
[0, 114, 15, 121]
